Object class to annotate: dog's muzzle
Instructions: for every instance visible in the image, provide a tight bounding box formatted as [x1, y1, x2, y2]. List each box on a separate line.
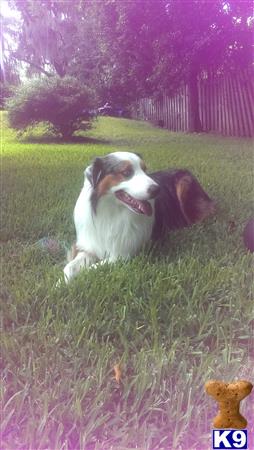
[115, 190, 153, 215]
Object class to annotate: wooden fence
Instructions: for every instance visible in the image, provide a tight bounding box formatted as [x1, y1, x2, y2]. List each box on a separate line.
[133, 70, 254, 137]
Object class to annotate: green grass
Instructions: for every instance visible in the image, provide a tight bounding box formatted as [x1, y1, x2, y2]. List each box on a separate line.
[1, 112, 254, 450]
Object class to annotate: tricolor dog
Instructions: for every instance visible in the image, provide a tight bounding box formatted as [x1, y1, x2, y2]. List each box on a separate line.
[63, 151, 215, 282]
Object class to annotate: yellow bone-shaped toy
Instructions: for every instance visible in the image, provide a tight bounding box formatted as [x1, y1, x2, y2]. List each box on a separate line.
[205, 380, 253, 429]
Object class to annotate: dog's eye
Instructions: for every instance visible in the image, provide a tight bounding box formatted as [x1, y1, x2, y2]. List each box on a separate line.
[121, 168, 133, 178]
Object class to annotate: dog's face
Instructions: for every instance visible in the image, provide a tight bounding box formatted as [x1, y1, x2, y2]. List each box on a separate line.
[85, 152, 160, 215]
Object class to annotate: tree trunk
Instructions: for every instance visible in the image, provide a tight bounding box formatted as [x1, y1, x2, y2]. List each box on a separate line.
[188, 72, 203, 132]
[53, 60, 66, 78]
[14, 56, 53, 77]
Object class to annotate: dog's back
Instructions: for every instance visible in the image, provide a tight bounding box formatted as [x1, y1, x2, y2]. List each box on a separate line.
[151, 169, 215, 240]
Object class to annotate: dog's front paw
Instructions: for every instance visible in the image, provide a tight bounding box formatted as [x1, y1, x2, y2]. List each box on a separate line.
[61, 251, 89, 284]
[90, 259, 107, 270]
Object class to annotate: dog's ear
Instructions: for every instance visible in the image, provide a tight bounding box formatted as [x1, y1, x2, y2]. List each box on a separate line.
[85, 158, 104, 188]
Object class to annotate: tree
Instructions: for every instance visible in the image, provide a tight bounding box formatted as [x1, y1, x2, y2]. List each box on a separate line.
[1, 14, 20, 109]
[6, 0, 110, 102]
[0, 13, 20, 82]
[7, 76, 93, 139]
[7, 0, 81, 77]
[6, 0, 253, 131]
[150, 0, 253, 131]
[95, 0, 253, 130]
[52, 0, 168, 106]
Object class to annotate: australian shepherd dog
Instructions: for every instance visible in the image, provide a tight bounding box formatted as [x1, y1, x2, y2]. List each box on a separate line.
[63, 151, 215, 282]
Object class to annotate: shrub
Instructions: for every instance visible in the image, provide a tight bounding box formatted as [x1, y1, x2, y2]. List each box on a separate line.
[7, 76, 94, 139]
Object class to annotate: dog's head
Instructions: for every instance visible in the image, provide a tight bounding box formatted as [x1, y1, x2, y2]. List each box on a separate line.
[85, 151, 160, 215]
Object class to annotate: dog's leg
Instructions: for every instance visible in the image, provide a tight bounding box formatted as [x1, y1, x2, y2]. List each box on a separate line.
[63, 251, 96, 283]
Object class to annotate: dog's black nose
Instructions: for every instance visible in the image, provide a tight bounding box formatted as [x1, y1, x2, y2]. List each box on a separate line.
[148, 184, 160, 198]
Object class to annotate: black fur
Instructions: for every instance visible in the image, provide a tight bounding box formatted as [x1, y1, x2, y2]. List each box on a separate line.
[87, 155, 118, 188]
[88, 155, 125, 213]
[150, 169, 213, 240]
[86, 155, 214, 233]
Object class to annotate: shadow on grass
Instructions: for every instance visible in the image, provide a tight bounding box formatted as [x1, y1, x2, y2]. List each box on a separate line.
[20, 134, 110, 145]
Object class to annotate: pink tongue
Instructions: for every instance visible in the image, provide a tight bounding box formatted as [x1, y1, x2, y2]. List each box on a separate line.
[115, 191, 152, 216]
[140, 200, 152, 216]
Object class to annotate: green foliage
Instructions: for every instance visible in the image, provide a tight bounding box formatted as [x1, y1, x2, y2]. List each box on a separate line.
[7, 76, 94, 138]
[6, 0, 79, 78]
[7, 0, 253, 107]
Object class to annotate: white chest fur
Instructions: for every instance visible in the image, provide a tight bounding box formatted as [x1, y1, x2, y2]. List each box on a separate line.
[74, 182, 154, 262]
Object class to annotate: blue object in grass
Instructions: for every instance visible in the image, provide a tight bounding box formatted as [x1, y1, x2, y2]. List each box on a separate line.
[35, 237, 68, 256]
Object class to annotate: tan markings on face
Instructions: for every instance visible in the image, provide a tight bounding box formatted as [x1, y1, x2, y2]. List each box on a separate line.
[140, 160, 147, 172]
[96, 161, 133, 197]
[118, 161, 133, 177]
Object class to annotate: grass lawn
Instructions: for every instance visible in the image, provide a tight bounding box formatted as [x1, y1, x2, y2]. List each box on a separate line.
[1, 112, 253, 450]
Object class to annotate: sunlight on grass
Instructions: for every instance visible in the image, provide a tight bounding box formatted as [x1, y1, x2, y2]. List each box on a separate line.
[1, 112, 254, 449]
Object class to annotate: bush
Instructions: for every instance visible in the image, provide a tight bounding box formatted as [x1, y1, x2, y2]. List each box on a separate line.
[7, 76, 94, 139]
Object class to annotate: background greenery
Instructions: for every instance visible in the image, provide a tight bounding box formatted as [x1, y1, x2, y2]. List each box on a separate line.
[7, 77, 94, 138]
[2, 0, 253, 129]
[1, 113, 253, 449]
